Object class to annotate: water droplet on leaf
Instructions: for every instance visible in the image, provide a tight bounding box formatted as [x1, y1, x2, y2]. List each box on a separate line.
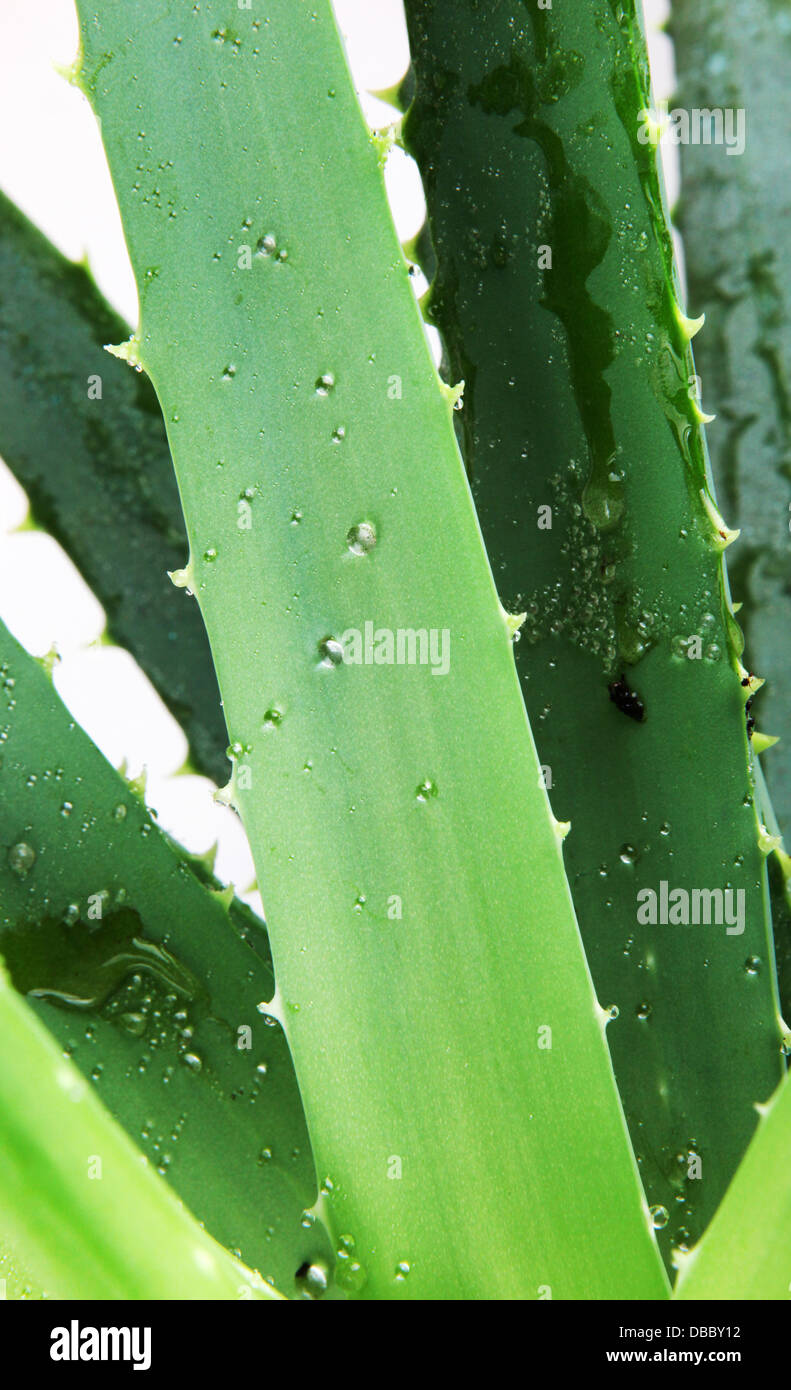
[7, 842, 35, 877]
[347, 521, 377, 555]
[318, 637, 344, 667]
[416, 779, 438, 802]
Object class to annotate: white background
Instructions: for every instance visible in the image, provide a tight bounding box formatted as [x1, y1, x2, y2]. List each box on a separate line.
[0, 0, 675, 908]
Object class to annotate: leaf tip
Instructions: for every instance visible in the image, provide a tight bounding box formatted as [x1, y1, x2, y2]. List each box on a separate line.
[105, 334, 145, 373]
[440, 378, 465, 412]
[674, 304, 706, 341]
[168, 562, 195, 596]
[699, 490, 739, 549]
[752, 731, 779, 755]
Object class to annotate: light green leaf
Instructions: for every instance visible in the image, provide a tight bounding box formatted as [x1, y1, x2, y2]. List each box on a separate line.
[73, 0, 669, 1299]
[0, 962, 281, 1299]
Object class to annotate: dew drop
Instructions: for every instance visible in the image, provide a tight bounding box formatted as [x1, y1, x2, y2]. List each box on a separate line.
[394, 1261, 411, 1281]
[221, 365, 236, 382]
[335, 1256, 368, 1293]
[60, 801, 73, 818]
[295, 1261, 329, 1299]
[315, 372, 335, 396]
[347, 521, 377, 555]
[416, 779, 438, 802]
[182, 1051, 203, 1072]
[330, 425, 346, 444]
[204, 547, 218, 562]
[7, 841, 35, 877]
[113, 804, 128, 821]
[636, 1001, 652, 1021]
[318, 637, 344, 667]
[619, 844, 637, 866]
[744, 955, 761, 976]
[650, 1204, 669, 1230]
[256, 233, 277, 257]
[262, 707, 283, 730]
[120, 1011, 147, 1037]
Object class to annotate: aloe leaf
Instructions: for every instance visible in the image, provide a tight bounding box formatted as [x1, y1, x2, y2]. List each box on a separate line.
[73, 0, 669, 1300]
[0, 190, 227, 784]
[674, 1069, 791, 1300]
[0, 962, 282, 1299]
[0, 1239, 46, 1301]
[402, 0, 785, 1262]
[671, 0, 791, 1010]
[0, 618, 332, 1297]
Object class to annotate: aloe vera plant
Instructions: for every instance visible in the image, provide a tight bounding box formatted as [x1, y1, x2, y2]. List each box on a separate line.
[402, 0, 786, 1260]
[1, 0, 791, 1305]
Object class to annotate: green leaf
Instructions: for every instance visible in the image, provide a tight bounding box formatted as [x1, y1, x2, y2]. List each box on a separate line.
[0, 962, 282, 1299]
[73, 0, 669, 1300]
[671, 0, 791, 1017]
[0, 189, 227, 783]
[674, 1070, 791, 1299]
[0, 1238, 47, 1301]
[0, 617, 332, 1297]
[402, 0, 786, 1261]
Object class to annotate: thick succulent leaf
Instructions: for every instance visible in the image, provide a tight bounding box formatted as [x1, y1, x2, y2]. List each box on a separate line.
[0, 963, 282, 1299]
[671, 0, 791, 1017]
[72, 0, 669, 1300]
[0, 1238, 46, 1301]
[0, 189, 227, 783]
[402, 0, 786, 1262]
[0, 617, 332, 1298]
[674, 1069, 791, 1300]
